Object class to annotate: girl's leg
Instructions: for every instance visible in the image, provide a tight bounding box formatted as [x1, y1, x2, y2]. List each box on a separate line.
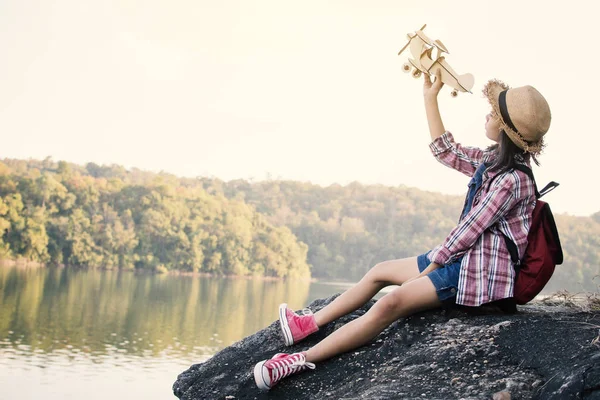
[305, 276, 440, 363]
[313, 257, 421, 327]
[254, 261, 435, 390]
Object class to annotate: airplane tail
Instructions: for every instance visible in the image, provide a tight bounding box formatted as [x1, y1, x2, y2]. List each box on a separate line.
[458, 73, 475, 92]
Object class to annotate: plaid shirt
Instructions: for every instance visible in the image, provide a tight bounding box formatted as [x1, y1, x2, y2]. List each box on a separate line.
[428, 132, 536, 306]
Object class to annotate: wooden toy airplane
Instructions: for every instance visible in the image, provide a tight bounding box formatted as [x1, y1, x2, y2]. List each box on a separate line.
[398, 24, 474, 97]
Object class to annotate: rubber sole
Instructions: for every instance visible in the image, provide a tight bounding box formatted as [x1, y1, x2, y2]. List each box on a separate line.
[253, 360, 271, 390]
[279, 303, 293, 346]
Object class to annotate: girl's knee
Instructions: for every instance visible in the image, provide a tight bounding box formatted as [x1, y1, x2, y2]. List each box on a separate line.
[364, 258, 420, 286]
[363, 262, 385, 283]
[366, 260, 401, 283]
[369, 292, 407, 323]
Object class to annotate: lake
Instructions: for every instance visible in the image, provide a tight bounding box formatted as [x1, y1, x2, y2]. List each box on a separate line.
[0, 265, 351, 399]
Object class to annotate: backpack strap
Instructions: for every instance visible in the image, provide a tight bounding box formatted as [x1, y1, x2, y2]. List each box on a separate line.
[500, 164, 559, 266]
[539, 181, 560, 198]
[510, 164, 539, 198]
[510, 164, 560, 200]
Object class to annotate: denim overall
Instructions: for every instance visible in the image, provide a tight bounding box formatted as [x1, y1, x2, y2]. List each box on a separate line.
[461, 163, 488, 220]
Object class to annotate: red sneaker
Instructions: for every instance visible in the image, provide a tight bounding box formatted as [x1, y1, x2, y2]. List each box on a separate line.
[253, 352, 316, 390]
[279, 303, 319, 346]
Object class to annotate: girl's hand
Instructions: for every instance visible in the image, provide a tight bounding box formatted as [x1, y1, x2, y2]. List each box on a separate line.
[423, 69, 444, 100]
[404, 262, 442, 285]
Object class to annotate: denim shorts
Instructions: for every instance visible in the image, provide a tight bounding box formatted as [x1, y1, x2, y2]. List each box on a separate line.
[417, 251, 461, 302]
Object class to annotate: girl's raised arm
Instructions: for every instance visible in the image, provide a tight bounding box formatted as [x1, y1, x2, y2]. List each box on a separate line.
[422, 70, 487, 177]
[423, 70, 445, 141]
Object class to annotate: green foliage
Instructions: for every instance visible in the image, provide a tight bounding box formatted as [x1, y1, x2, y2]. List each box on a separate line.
[0, 157, 598, 288]
[213, 179, 465, 280]
[0, 158, 310, 278]
[546, 213, 600, 291]
[213, 179, 600, 286]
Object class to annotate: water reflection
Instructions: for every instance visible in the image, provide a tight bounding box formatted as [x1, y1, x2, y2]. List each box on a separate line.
[0, 265, 348, 399]
[0, 266, 323, 358]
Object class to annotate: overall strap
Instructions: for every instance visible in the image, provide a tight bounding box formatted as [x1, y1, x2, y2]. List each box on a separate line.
[502, 164, 559, 265]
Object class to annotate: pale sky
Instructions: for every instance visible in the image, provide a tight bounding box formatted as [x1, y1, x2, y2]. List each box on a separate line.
[0, 1, 598, 216]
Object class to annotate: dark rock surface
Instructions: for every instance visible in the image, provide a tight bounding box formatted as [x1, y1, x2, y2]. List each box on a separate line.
[173, 295, 600, 399]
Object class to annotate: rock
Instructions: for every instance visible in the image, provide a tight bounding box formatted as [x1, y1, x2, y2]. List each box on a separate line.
[492, 391, 511, 400]
[173, 294, 600, 399]
[488, 321, 513, 333]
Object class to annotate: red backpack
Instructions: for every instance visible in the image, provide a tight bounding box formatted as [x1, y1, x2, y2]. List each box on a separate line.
[503, 165, 564, 305]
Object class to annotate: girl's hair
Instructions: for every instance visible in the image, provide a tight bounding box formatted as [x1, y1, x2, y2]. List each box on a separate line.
[487, 130, 540, 172]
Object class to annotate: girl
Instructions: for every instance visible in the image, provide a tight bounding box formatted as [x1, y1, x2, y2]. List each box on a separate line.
[254, 70, 552, 390]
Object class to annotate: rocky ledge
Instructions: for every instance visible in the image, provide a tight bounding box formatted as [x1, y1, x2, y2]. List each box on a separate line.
[173, 294, 600, 399]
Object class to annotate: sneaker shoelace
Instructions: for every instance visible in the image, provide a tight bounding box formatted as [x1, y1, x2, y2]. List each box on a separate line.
[271, 355, 316, 382]
[300, 308, 313, 317]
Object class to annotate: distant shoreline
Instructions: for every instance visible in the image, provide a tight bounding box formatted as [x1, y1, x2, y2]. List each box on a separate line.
[0, 258, 318, 282]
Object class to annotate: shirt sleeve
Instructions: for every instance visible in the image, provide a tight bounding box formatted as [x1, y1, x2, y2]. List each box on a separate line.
[430, 132, 488, 178]
[428, 172, 518, 265]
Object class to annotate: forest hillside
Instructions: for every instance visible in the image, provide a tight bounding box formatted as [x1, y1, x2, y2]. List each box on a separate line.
[1, 158, 598, 291]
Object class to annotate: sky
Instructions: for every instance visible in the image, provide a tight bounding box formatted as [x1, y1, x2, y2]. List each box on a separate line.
[0, 0, 598, 216]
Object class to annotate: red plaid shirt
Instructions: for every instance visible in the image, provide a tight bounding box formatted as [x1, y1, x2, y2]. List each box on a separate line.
[428, 132, 536, 306]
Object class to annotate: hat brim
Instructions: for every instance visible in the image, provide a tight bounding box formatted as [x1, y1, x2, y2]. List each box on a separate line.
[483, 79, 544, 154]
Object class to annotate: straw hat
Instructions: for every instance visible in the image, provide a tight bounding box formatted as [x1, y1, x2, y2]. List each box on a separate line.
[483, 79, 551, 154]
